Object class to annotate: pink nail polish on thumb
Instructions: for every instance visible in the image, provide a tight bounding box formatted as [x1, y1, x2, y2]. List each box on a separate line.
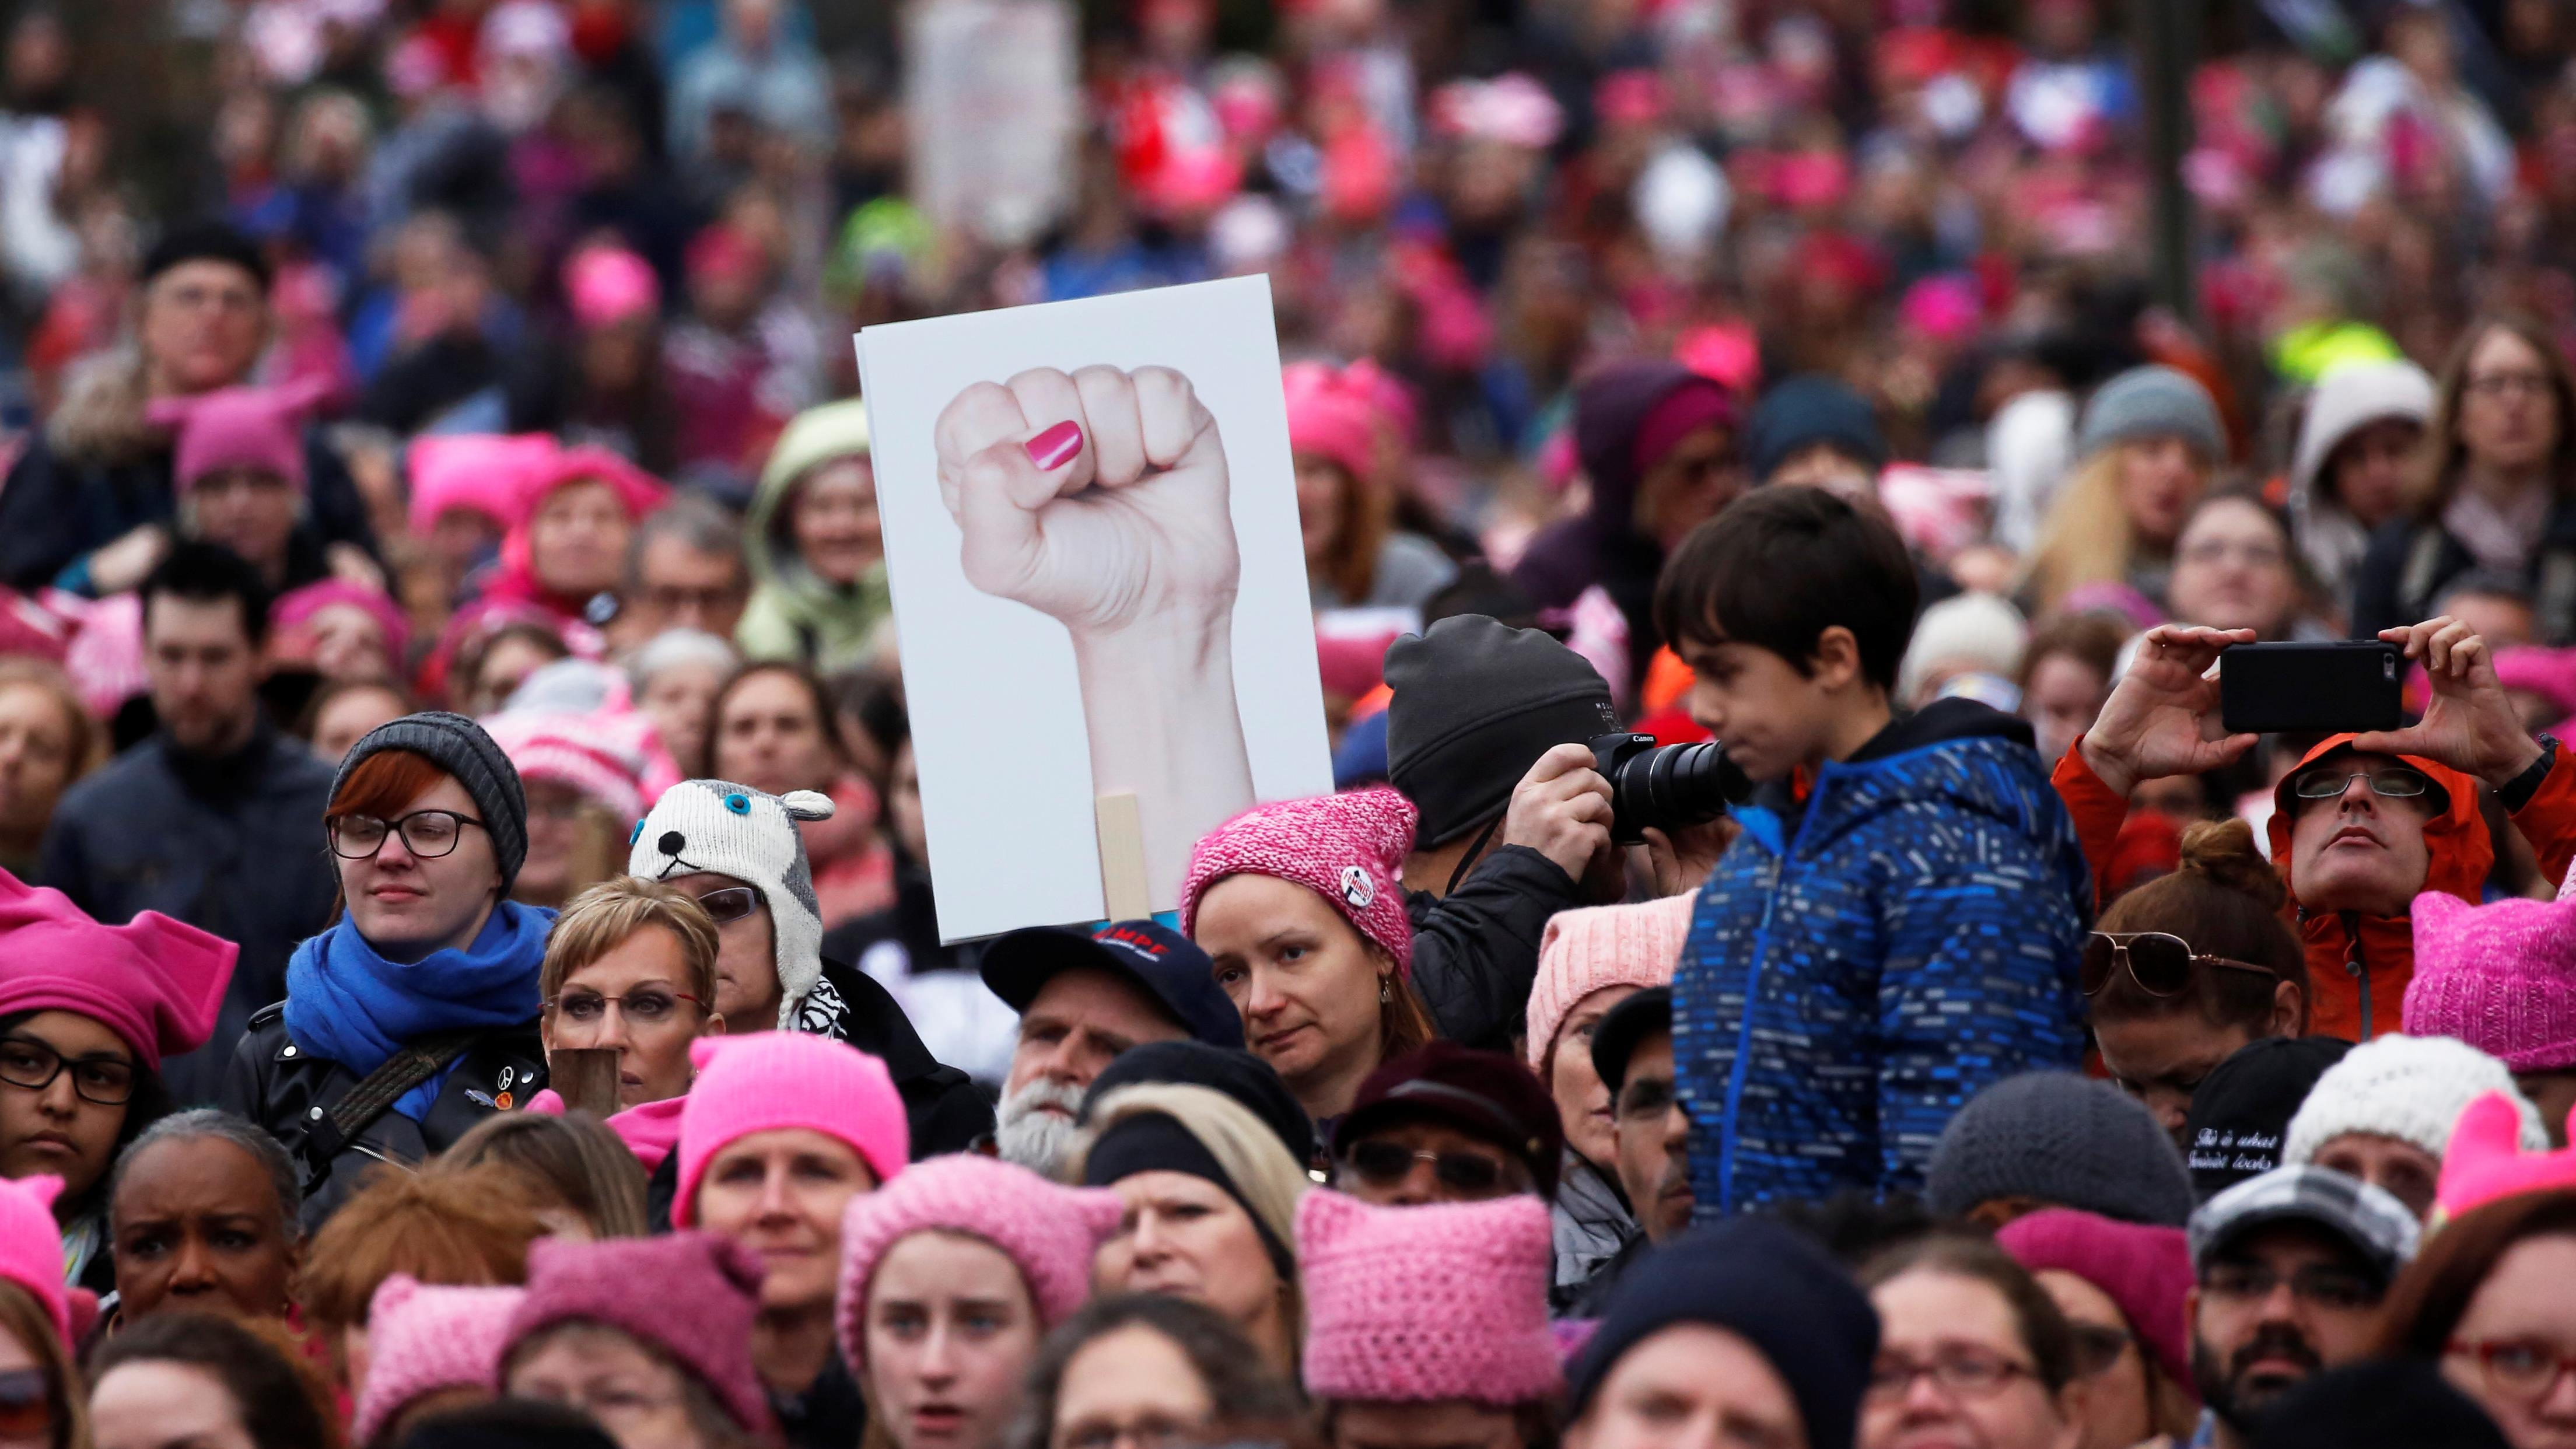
[1026, 421, 1083, 471]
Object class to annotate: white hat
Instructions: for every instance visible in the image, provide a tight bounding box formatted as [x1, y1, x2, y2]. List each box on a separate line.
[1896, 592, 2028, 709]
[2288, 359, 2435, 506]
[2283, 1033, 2549, 1167]
[629, 779, 836, 1030]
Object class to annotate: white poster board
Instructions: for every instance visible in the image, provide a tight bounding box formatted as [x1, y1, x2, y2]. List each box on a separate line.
[904, 0, 1078, 250]
[858, 276, 1332, 942]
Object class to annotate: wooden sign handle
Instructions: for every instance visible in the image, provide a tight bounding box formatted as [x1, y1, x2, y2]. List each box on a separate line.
[1096, 792, 1152, 922]
[551, 1047, 622, 1118]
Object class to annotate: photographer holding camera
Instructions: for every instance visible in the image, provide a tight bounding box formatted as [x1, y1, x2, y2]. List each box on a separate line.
[2056, 616, 2576, 1041]
[1657, 488, 2094, 1216]
[1382, 616, 1732, 1054]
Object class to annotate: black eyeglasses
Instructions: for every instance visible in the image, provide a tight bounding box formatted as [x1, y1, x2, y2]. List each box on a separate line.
[2081, 933, 2276, 998]
[330, 810, 488, 860]
[1341, 1140, 1511, 1197]
[690, 885, 761, 925]
[2289, 766, 2432, 804]
[0, 1034, 136, 1105]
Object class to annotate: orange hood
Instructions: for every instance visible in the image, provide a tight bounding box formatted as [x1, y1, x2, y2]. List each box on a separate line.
[2264, 734, 2489, 1040]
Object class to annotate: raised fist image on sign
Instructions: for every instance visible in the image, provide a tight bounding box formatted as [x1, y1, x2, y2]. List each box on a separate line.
[934, 364, 1256, 905]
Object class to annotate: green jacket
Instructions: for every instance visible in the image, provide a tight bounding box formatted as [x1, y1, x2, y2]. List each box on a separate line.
[737, 398, 892, 672]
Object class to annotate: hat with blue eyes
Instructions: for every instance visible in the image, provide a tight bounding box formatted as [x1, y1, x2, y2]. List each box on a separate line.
[627, 779, 834, 1030]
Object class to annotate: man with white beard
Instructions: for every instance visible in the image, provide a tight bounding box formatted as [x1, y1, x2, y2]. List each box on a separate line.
[978, 920, 1245, 1177]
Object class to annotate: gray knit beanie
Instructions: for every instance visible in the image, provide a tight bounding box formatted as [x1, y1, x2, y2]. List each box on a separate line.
[331, 711, 529, 889]
[1926, 1072, 2197, 1227]
[2076, 365, 2226, 463]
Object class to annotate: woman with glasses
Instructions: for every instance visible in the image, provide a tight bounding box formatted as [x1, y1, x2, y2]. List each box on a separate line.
[0, 872, 230, 1300]
[1008, 1294, 1303, 1449]
[2376, 1188, 2576, 1449]
[1074, 1083, 1311, 1381]
[537, 877, 726, 1114]
[1858, 1234, 2085, 1449]
[1998, 1209, 2201, 1449]
[2166, 492, 2333, 641]
[2085, 820, 2309, 1139]
[221, 712, 552, 1228]
[2354, 317, 2576, 646]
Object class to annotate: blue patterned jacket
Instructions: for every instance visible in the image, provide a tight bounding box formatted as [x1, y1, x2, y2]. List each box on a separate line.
[1675, 701, 2091, 1217]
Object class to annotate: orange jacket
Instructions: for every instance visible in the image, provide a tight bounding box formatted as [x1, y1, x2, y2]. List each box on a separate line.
[2050, 736, 2576, 1041]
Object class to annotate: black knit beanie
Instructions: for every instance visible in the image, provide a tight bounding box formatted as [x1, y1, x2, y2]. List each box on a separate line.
[2183, 1037, 2354, 1199]
[1385, 615, 1618, 848]
[143, 219, 272, 292]
[1925, 1072, 2197, 1227]
[1567, 1217, 1878, 1449]
[2253, 1360, 2511, 1449]
[332, 711, 529, 890]
[1082, 1111, 1295, 1275]
[1082, 1040, 1314, 1168]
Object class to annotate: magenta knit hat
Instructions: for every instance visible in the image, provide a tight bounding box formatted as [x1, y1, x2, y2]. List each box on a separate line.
[0, 870, 232, 1071]
[0, 1177, 68, 1347]
[2404, 891, 2576, 1070]
[147, 378, 325, 494]
[354, 1275, 524, 1446]
[1525, 894, 1695, 1070]
[834, 1156, 1122, 1373]
[1296, 1189, 1561, 1406]
[1995, 1208, 2194, 1392]
[1181, 787, 1416, 975]
[675, 1034, 908, 1226]
[502, 1233, 775, 1438]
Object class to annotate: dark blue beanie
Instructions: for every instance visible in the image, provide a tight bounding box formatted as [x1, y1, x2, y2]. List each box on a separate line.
[1747, 375, 1888, 483]
[1567, 1217, 1879, 1449]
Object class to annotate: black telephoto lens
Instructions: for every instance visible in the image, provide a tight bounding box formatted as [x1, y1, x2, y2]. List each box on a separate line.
[1588, 733, 1752, 844]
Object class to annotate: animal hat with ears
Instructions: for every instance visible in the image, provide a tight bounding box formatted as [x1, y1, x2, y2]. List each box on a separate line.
[146, 376, 332, 494]
[626, 780, 837, 1030]
[2434, 1090, 2576, 1222]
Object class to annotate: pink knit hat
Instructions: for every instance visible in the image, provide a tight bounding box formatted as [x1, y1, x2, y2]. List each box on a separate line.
[564, 243, 660, 330]
[0, 870, 232, 1071]
[354, 1275, 524, 1446]
[2437, 1091, 2576, 1221]
[483, 708, 653, 820]
[1994, 1208, 2194, 1391]
[271, 579, 412, 668]
[1283, 362, 1382, 483]
[502, 1233, 775, 1438]
[1296, 1189, 1560, 1406]
[147, 378, 326, 494]
[1181, 787, 1416, 975]
[2493, 647, 2576, 723]
[1525, 894, 1695, 1071]
[0, 1177, 69, 1346]
[405, 433, 562, 536]
[2404, 891, 2576, 1071]
[834, 1156, 1121, 1373]
[674, 1034, 908, 1226]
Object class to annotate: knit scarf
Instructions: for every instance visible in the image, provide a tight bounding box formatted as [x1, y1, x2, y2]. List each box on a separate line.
[284, 901, 552, 1121]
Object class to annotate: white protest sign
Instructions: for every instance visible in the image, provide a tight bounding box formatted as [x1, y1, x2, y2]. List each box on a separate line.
[904, 0, 1078, 249]
[858, 275, 1332, 941]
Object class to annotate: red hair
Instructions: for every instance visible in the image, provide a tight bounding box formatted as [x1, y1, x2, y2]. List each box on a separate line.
[327, 748, 450, 820]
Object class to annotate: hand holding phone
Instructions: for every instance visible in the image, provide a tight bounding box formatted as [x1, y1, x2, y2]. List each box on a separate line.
[2077, 625, 2260, 798]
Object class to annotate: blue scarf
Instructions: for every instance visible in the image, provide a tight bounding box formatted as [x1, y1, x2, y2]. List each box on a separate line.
[284, 901, 552, 1122]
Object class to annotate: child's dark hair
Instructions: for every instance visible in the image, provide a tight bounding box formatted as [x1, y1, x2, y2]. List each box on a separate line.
[2093, 818, 2308, 1032]
[1651, 487, 1919, 692]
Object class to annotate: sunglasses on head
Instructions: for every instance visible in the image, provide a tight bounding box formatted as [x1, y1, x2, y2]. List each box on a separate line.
[2080, 932, 2276, 998]
[691, 885, 761, 925]
[1341, 1140, 1509, 1196]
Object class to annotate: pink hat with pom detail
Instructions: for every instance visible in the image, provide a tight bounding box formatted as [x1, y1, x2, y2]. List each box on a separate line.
[148, 377, 328, 494]
[674, 1033, 909, 1227]
[834, 1156, 1122, 1374]
[2436, 1091, 2576, 1221]
[0, 1177, 70, 1346]
[1181, 787, 1416, 975]
[1296, 1188, 1561, 1406]
[1525, 894, 1694, 1071]
[0, 869, 232, 1072]
[352, 1275, 525, 1446]
[2404, 890, 2576, 1071]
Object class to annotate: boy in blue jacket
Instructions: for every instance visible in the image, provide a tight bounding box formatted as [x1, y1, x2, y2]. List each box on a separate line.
[1658, 487, 2090, 1216]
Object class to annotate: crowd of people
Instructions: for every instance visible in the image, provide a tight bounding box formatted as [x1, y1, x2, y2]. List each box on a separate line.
[2, 0, 2576, 1446]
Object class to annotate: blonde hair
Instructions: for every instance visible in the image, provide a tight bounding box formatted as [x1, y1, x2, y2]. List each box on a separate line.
[2019, 448, 2140, 614]
[539, 876, 720, 1008]
[1072, 1084, 1311, 1364]
[0, 661, 102, 782]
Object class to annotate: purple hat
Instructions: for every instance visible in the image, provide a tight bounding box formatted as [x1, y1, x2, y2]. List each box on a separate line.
[502, 1233, 774, 1438]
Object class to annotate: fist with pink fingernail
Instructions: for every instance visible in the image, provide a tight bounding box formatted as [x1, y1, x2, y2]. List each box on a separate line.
[1026, 421, 1083, 471]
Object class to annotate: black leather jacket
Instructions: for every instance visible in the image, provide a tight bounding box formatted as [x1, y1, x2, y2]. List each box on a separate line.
[219, 1002, 550, 1230]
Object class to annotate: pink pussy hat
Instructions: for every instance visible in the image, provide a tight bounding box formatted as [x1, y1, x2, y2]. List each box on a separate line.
[2405, 890, 2576, 1071]
[674, 1032, 908, 1226]
[835, 1155, 1122, 1373]
[0, 1177, 69, 1346]
[0, 869, 232, 1072]
[2437, 1091, 2576, 1222]
[352, 1275, 524, 1446]
[1181, 786, 1416, 975]
[1525, 893, 1694, 1070]
[1297, 1188, 1561, 1406]
[1284, 361, 1383, 482]
[148, 377, 328, 494]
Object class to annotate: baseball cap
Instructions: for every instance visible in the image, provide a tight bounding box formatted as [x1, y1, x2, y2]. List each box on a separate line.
[2186, 1165, 2421, 1288]
[980, 920, 1244, 1050]
[1591, 986, 1674, 1098]
[1332, 1042, 1564, 1198]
